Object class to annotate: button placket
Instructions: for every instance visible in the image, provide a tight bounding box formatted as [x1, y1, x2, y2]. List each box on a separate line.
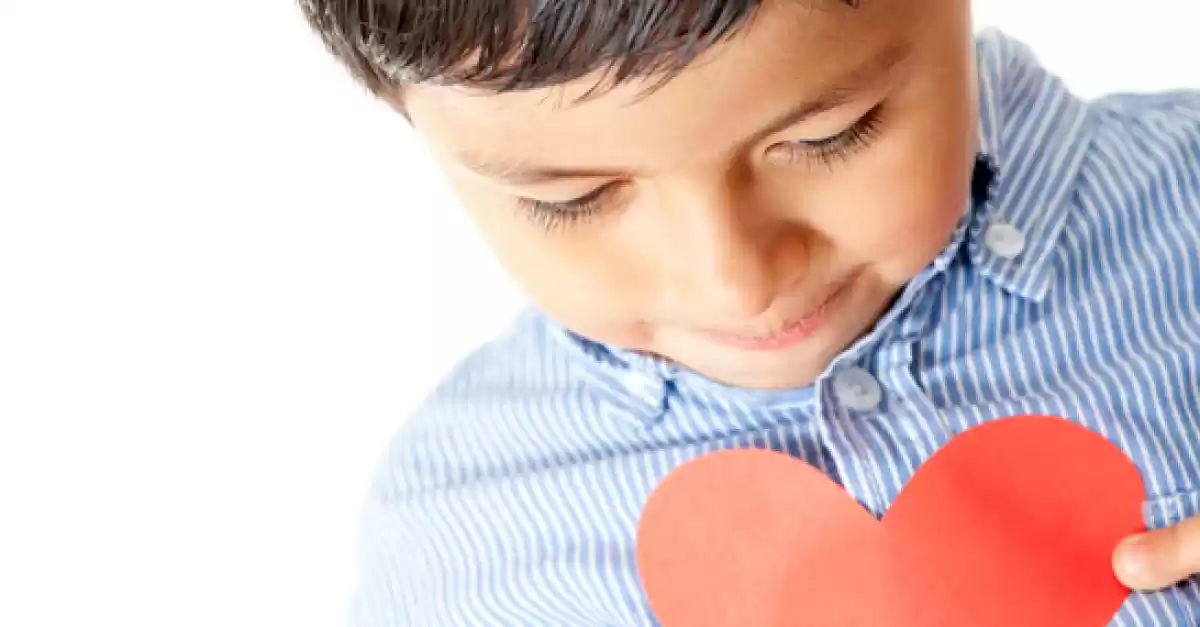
[880, 358, 951, 467]
[814, 365, 889, 516]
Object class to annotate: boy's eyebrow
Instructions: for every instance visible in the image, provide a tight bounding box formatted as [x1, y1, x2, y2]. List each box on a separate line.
[460, 41, 912, 185]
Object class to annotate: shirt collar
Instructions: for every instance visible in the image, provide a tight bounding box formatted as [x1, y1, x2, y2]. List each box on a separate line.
[967, 28, 1097, 302]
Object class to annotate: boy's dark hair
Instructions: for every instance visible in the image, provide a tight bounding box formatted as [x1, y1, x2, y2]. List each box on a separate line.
[299, 0, 857, 100]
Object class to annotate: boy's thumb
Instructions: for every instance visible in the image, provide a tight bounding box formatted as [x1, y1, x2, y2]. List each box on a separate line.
[1114, 517, 1200, 591]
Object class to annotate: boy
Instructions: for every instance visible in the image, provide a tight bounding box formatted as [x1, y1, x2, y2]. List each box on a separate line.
[298, 0, 1200, 624]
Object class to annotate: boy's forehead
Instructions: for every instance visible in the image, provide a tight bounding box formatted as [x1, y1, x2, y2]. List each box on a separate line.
[405, 0, 918, 177]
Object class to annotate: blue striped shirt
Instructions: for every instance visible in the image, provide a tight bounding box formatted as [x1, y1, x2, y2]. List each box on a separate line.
[350, 29, 1200, 626]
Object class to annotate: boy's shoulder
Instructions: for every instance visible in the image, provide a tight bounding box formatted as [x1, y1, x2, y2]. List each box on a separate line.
[372, 308, 597, 495]
[1088, 89, 1200, 158]
[973, 28, 1199, 299]
[979, 27, 1200, 145]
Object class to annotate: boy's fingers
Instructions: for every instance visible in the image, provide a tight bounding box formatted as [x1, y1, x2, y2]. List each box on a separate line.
[1114, 516, 1200, 591]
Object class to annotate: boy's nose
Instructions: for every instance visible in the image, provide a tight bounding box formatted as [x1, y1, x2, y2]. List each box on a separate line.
[656, 182, 809, 322]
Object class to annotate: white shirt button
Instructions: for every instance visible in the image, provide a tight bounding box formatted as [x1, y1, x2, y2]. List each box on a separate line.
[983, 222, 1026, 259]
[832, 368, 883, 412]
[623, 373, 664, 403]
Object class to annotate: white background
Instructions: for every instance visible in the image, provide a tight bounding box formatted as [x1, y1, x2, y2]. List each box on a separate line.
[1, 1, 1197, 625]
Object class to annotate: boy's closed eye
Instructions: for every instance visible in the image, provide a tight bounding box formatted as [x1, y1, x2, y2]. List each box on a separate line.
[515, 101, 888, 232]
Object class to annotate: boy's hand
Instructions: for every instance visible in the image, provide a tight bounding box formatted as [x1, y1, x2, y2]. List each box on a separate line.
[1114, 517, 1200, 590]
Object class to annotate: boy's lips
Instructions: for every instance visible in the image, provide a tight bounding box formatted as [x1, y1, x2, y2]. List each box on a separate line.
[699, 283, 848, 351]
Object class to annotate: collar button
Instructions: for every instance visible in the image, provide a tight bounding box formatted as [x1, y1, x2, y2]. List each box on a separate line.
[984, 222, 1026, 259]
[623, 372, 665, 404]
[832, 368, 883, 412]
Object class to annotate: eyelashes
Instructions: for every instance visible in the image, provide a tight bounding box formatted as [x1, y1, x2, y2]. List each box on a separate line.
[515, 184, 613, 233]
[776, 103, 884, 168]
[516, 103, 886, 232]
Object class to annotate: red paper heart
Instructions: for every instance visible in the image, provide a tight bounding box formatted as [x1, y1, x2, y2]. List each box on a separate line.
[636, 415, 1146, 627]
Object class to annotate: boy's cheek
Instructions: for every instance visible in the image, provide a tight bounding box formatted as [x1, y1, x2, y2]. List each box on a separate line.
[810, 144, 973, 284]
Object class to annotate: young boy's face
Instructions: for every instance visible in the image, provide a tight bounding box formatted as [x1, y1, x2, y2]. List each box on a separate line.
[405, 0, 977, 389]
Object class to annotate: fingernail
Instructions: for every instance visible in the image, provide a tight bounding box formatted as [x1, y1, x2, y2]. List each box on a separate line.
[1116, 535, 1151, 580]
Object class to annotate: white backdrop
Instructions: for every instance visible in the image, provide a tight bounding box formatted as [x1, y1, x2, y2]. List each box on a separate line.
[0, 2, 1197, 626]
